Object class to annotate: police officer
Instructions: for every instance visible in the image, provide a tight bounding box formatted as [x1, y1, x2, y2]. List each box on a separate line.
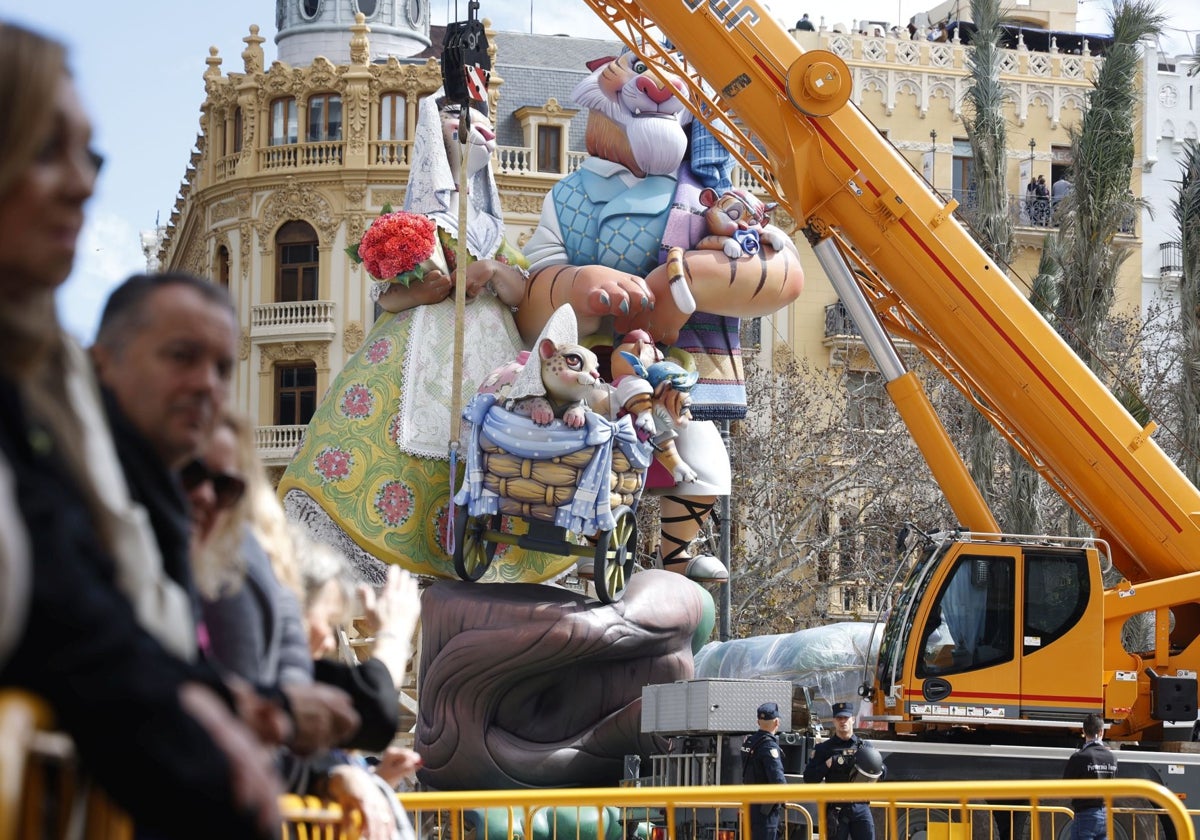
[742, 701, 788, 840]
[803, 702, 878, 840]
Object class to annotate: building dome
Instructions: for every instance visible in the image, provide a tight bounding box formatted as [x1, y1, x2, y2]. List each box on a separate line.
[275, 0, 430, 65]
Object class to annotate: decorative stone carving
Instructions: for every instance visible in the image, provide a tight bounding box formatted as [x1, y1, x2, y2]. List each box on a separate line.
[239, 221, 253, 280]
[242, 25, 265, 75]
[211, 200, 240, 223]
[257, 179, 339, 244]
[258, 341, 330, 374]
[347, 213, 366, 253]
[182, 236, 207, 278]
[371, 189, 406, 208]
[239, 329, 251, 361]
[343, 321, 365, 354]
[501, 193, 548, 215]
[238, 98, 257, 164]
[350, 13, 370, 66]
[204, 47, 224, 94]
[346, 85, 370, 154]
[307, 57, 342, 93]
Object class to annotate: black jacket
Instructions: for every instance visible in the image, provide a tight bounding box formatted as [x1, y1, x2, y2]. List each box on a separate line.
[1063, 739, 1117, 811]
[0, 377, 270, 839]
[804, 733, 864, 784]
[102, 387, 195, 601]
[742, 729, 787, 785]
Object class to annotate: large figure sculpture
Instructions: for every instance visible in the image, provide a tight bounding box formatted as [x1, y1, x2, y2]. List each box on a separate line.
[280, 91, 571, 584]
[515, 51, 804, 581]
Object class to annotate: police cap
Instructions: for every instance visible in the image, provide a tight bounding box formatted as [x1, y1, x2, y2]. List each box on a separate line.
[832, 702, 855, 718]
[757, 702, 779, 720]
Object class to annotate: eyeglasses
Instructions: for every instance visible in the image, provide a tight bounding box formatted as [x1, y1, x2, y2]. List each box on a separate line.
[180, 459, 246, 510]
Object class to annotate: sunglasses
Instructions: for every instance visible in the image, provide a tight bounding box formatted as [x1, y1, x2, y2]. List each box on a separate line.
[180, 459, 247, 510]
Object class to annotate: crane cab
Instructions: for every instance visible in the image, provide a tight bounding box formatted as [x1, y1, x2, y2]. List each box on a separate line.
[871, 533, 1105, 732]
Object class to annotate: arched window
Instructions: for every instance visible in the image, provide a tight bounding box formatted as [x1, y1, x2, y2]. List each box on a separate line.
[308, 93, 342, 142]
[232, 107, 243, 153]
[376, 92, 407, 164]
[379, 93, 406, 141]
[216, 245, 231, 289]
[275, 361, 318, 425]
[270, 97, 298, 146]
[276, 220, 319, 302]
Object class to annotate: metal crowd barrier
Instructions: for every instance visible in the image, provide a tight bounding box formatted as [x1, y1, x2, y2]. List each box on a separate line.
[386, 779, 1193, 840]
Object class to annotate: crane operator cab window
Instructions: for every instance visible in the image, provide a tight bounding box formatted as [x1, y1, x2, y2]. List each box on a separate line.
[918, 555, 1014, 676]
[1022, 551, 1089, 655]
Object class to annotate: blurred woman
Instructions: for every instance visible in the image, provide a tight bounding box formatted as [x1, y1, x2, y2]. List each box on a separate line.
[0, 20, 280, 836]
[188, 410, 420, 754]
[188, 412, 313, 688]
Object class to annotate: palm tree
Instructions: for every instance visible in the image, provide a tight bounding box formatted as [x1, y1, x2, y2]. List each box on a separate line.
[960, 0, 1014, 516]
[1049, 0, 1163, 534]
[1173, 139, 1200, 485]
[1053, 0, 1164, 362]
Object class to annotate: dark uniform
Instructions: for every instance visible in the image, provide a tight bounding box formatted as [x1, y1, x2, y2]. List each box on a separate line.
[803, 704, 876, 840]
[742, 702, 788, 840]
[1063, 738, 1117, 840]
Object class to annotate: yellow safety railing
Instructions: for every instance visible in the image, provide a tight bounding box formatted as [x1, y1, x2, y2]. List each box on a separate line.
[282, 783, 1197, 840]
[0, 690, 133, 840]
[869, 800, 1075, 840]
[384, 780, 1193, 840]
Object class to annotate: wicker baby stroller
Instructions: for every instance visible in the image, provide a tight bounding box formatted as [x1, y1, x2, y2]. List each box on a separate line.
[451, 393, 653, 603]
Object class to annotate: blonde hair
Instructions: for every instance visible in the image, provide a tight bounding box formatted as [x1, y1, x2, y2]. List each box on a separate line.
[192, 412, 302, 600]
[0, 24, 107, 546]
[0, 22, 73, 374]
[0, 22, 64, 199]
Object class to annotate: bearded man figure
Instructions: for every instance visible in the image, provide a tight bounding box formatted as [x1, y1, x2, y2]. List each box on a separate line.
[515, 50, 804, 582]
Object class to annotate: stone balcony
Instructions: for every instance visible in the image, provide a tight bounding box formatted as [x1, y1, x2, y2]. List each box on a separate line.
[250, 300, 336, 341]
[255, 424, 307, 468]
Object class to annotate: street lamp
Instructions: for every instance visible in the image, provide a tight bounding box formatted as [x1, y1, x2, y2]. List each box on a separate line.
[929, 129, 937, 193]
[1028, 138, 1038, 224]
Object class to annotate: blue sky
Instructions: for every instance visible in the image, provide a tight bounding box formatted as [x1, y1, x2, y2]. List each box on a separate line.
[6, 0, 1196, 343]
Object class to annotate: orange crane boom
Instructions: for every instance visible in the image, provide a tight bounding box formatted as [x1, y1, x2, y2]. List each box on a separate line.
[582, 0, 1200, 584]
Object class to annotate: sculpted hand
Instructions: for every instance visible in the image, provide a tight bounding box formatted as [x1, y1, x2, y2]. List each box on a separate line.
[410, 270, 454, 306]
[281, 682, 360, 754]
[465, 259, 526, 308]
[376, 274, 451, 313]
[518, 264, 656, 344]
[179, 683, 283, 838]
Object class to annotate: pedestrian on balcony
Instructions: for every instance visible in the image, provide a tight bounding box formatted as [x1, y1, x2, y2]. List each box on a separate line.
[1034, 174, 1051, 226]
[1063, 713, 1117, 840]
[742, 701, 788, 840]
[1051, 175, 1072, 223]
[796, 14, 815, 30]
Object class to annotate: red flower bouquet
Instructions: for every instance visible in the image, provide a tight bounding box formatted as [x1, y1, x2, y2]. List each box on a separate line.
[347, 205, 446, 287]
